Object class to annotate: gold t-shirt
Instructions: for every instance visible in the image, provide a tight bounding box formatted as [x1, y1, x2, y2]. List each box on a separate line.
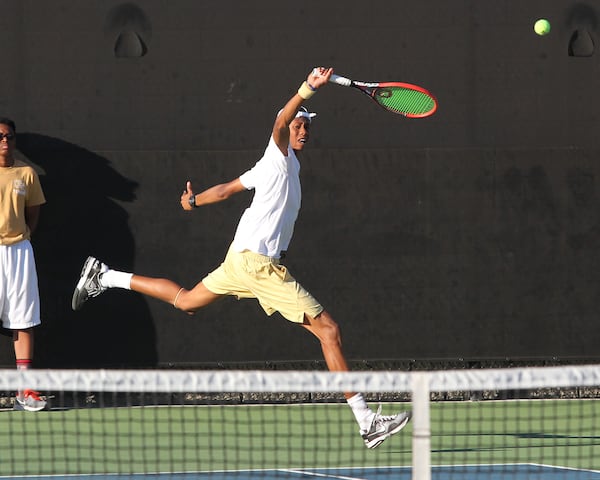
[0, 160, 46, 245]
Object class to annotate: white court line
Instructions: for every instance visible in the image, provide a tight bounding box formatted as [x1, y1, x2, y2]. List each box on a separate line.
[280, 470, 368, 480]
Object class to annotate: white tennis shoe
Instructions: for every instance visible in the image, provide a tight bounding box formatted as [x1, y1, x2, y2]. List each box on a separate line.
[71, 256, 108, 311]
[361, 405, 411, 449]
[14, 389, 47, 412]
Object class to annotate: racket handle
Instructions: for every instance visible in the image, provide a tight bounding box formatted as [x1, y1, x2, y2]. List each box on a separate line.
[329, 74, 352, 87]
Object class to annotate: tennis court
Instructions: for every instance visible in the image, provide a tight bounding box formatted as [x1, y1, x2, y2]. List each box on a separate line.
[1, 465, 599, 480]
[2, 378, 600, 480]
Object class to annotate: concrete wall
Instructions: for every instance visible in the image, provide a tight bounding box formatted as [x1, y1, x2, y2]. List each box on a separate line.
[0, 0, 599, 367]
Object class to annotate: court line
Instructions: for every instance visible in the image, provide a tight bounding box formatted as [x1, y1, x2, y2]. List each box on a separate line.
[282, 469, 369, 480]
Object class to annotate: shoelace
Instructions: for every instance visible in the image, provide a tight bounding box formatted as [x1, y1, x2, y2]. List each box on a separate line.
[375, 414, 398, 422]
[372, 404, 399, 425]
[23, 389, 43, 400]
[86, 272, 105, 296]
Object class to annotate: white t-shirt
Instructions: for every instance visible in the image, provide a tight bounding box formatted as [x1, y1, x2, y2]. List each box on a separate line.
[232, 137, 301, 258]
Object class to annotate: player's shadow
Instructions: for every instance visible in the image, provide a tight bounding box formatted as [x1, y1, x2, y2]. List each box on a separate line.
[13, 133, 158, 368]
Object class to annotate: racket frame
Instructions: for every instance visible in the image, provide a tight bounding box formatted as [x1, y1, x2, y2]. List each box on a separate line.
[329, 73, 437, 118]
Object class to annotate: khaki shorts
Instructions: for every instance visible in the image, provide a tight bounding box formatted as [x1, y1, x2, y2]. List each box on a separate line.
[203, 247, 323, 323]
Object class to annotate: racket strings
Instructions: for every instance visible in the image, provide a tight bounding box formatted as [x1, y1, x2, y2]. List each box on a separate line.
[375, 88, 436, 116]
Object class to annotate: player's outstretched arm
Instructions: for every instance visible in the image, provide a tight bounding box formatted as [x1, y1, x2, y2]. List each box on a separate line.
[273, 67, 333, 154]
[181, 179, 246, 211]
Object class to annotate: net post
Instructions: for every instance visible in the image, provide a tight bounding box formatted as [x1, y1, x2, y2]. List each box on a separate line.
[411, 372, 431, 480]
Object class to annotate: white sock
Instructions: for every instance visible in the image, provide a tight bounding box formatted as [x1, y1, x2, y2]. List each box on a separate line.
[347, 393, 374, 431]
[99, 269, 133, 290]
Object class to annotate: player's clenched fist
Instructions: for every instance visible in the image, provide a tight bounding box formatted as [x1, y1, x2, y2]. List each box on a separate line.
[181, 181, 196, 211]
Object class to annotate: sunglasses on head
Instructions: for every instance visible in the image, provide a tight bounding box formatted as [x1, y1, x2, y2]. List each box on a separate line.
[0, 133, 15, 141]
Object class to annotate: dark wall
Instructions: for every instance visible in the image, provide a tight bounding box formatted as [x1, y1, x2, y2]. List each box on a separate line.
[0, 0, 599, 367]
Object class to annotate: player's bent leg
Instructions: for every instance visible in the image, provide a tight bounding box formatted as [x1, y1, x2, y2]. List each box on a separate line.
[72, 256, 222, 314]
[130, 277, 221, 313]
[170, 282, 222, 313]
[302, 311, 349, 373]
[303, 311, 411, 448]
[130, 275, 184, 304]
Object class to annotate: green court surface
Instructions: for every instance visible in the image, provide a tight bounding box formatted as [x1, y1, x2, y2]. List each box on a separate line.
[1, 399, 599, 477]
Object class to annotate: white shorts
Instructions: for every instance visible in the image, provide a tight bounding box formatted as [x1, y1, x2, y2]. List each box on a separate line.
[0, 240, 41, 330]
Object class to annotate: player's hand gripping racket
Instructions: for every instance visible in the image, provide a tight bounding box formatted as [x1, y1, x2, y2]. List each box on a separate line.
[327, 73, 438, 118]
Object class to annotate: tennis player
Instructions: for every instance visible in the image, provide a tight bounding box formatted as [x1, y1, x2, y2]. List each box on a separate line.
[72, 67, 410, 448]
[0, 118, 47, 411]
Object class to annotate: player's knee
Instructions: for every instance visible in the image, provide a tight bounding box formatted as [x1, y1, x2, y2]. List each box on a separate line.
[314, 311, 342, 344]
[173, 290, 196, 313]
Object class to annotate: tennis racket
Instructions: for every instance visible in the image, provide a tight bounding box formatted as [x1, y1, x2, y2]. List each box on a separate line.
[328, 73, 438, 118]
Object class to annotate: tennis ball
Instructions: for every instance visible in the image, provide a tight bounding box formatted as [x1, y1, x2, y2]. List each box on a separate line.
[534, 19, 551, 36]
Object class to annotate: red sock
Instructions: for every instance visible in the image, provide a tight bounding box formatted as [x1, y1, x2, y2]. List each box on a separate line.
[16, 359, 32, 370]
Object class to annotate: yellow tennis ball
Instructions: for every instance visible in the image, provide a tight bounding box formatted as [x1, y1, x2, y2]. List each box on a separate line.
[534, 19, 551, 36]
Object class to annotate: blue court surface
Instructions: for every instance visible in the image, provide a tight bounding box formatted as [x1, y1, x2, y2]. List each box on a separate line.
[3, 465, 600, 480]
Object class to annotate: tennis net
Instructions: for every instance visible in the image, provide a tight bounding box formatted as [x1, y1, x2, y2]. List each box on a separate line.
[1, 365, 599, 479]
